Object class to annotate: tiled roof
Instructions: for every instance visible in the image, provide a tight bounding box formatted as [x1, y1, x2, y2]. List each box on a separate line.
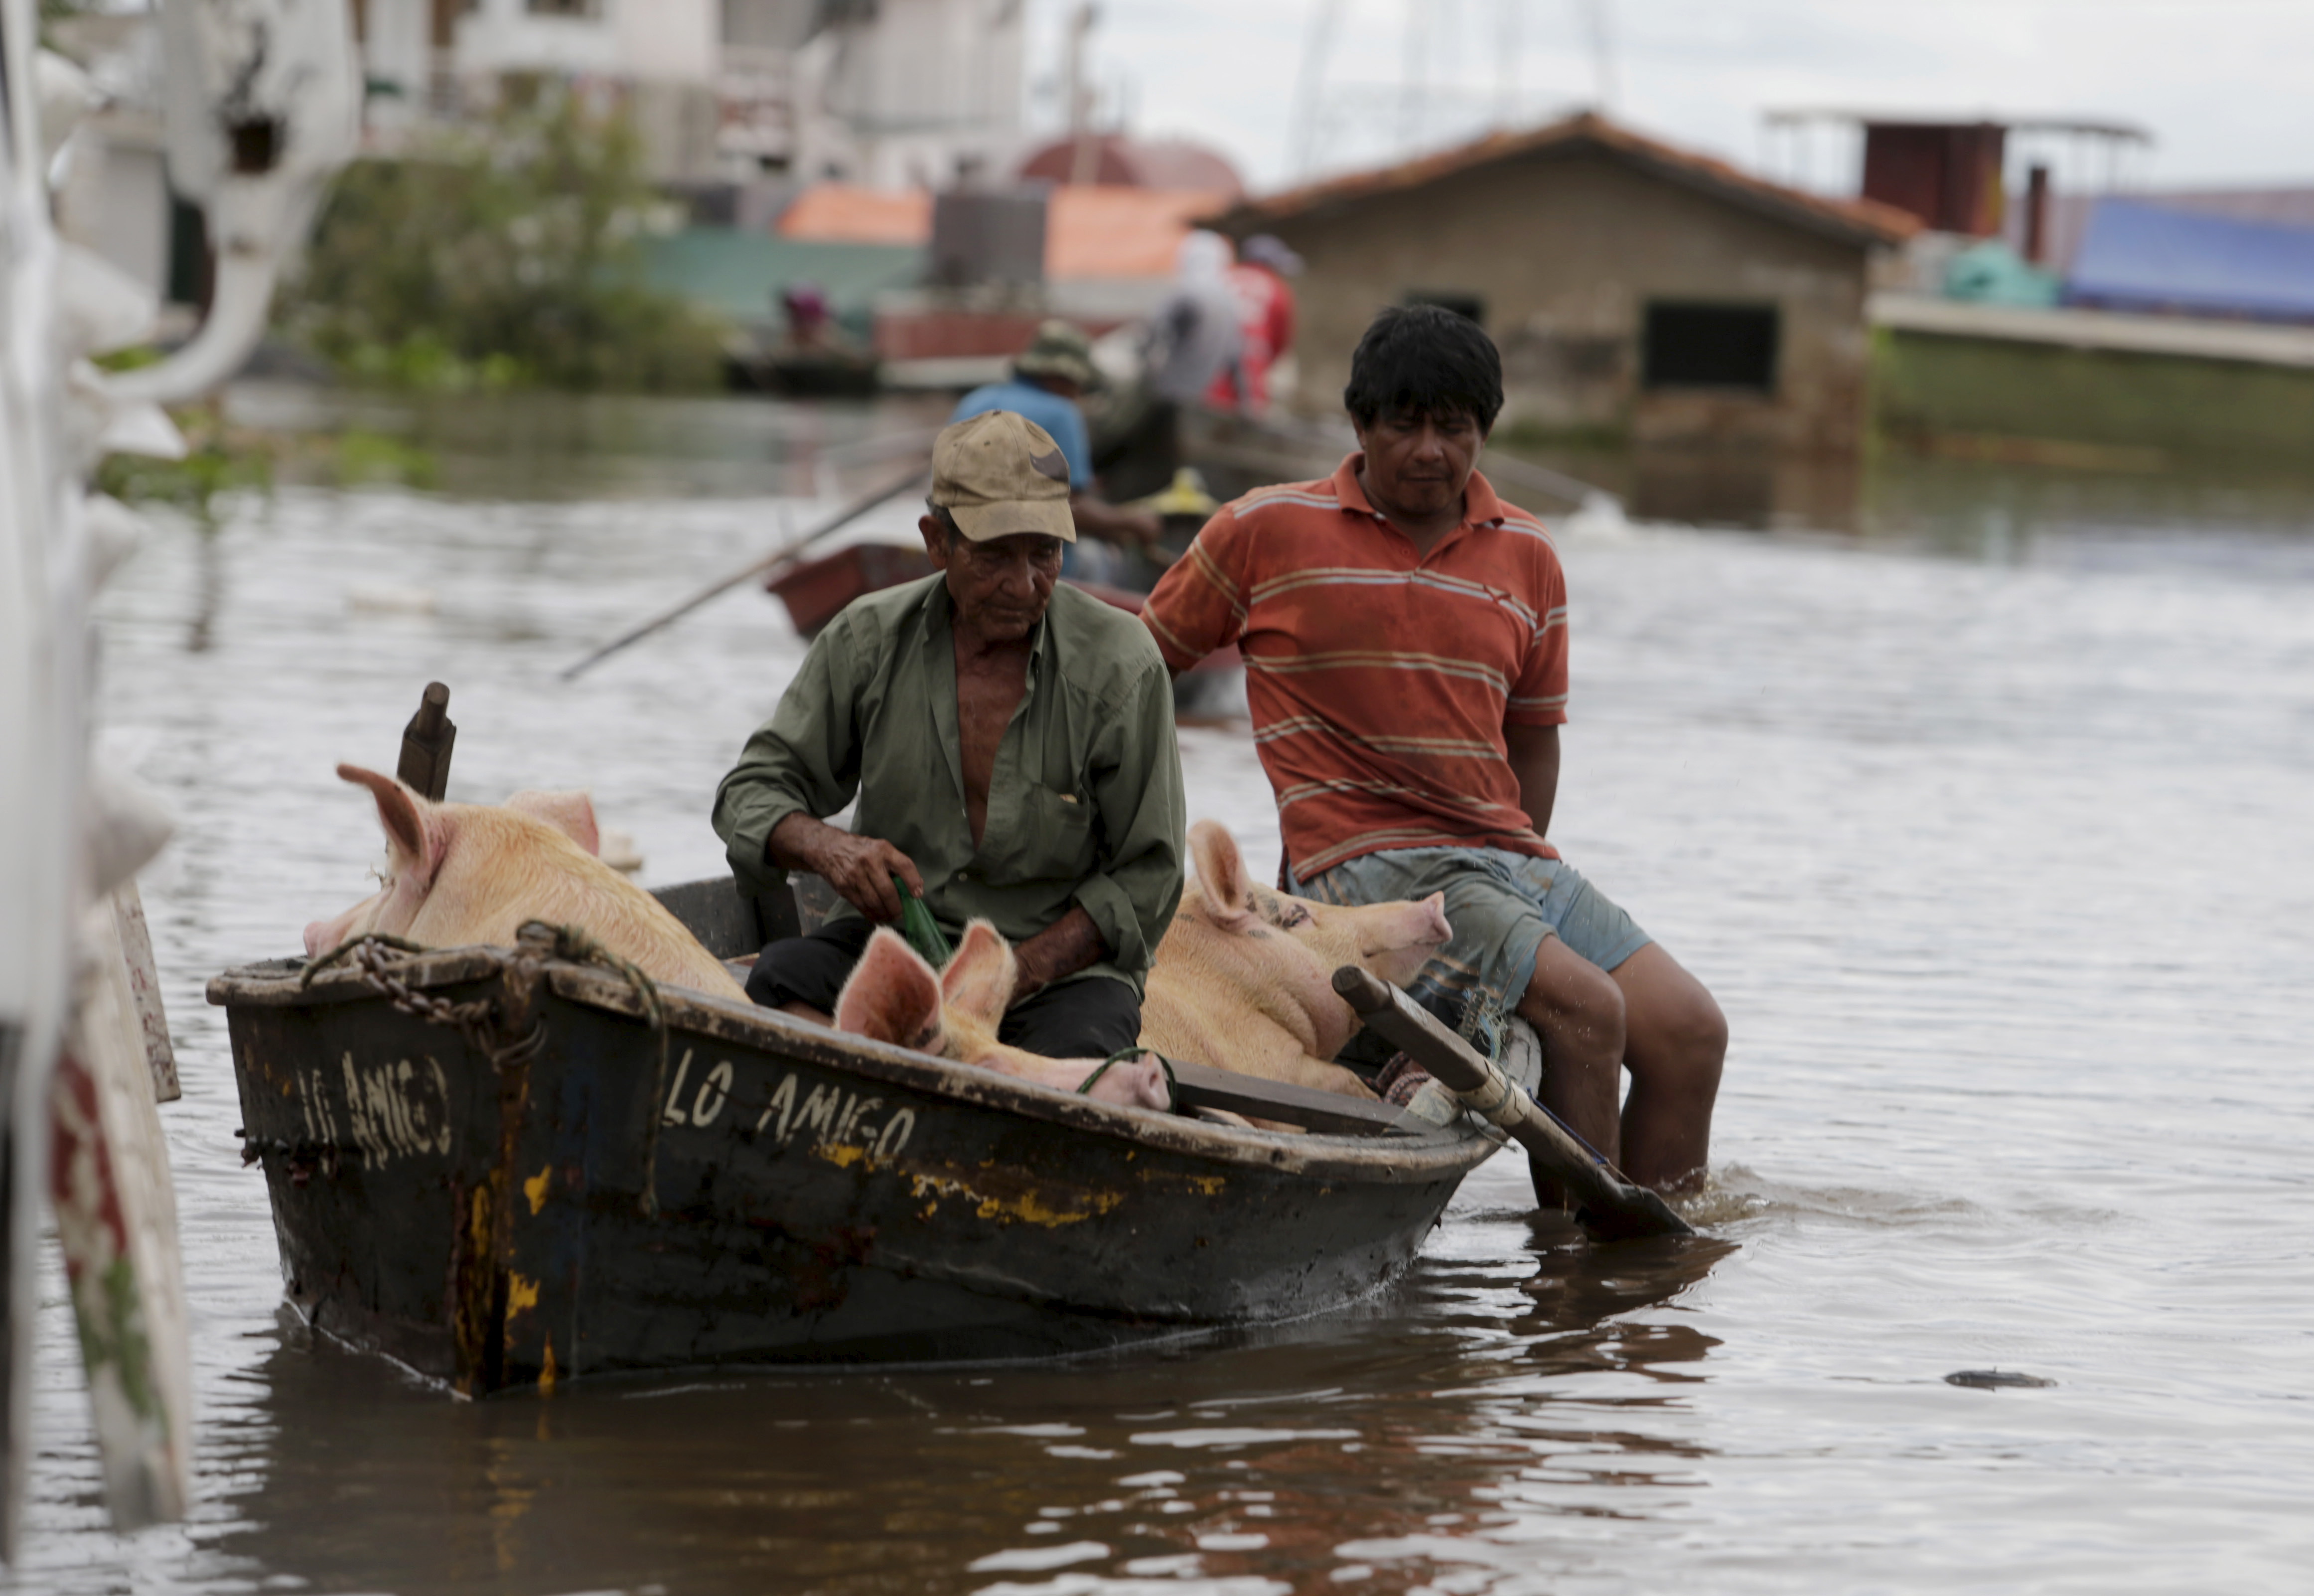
[1017, 135, 1245, 199]
[1215, 111, 1919, 248]
[777, 184, 932, 248]
[776, 182, 1232, 280]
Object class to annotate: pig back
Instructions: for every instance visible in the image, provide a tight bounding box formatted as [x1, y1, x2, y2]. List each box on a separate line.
[411, 806, 747, 1001]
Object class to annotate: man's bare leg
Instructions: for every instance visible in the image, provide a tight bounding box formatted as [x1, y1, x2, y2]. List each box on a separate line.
[1516, 934, 1625, 1177]
[1609, 944, 1726, 1195]
[780, 1001, 832, 1026]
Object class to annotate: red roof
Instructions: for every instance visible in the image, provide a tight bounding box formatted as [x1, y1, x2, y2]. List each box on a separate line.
[1216, 112, 1919, 248]
[1017, 135, 1245, 199]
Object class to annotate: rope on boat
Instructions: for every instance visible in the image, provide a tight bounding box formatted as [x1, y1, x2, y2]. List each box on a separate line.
[1078, 1046, 1179, 1109]
[303, 933, 548, 1070]
[299, 925, 672, 1213]
[298, 931, 429, 986]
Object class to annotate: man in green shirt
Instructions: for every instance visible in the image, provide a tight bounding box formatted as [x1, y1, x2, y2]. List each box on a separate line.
[714, 409, 1187, 1058]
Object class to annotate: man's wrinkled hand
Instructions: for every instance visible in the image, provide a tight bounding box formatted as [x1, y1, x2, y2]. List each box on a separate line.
[808, 831, 923, 924]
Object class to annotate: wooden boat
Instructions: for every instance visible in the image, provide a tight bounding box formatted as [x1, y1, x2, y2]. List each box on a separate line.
[210, 877, 1500, 1396]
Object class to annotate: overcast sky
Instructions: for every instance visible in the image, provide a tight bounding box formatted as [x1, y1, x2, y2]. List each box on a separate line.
[1022, 0, 2314, 199]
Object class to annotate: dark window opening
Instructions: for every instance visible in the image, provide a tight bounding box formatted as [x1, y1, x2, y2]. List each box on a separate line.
[1402, 289, 1487, 327]
[1642, 302, 1778, 392]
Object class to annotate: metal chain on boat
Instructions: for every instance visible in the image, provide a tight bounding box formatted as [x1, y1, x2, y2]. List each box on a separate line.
[301, 934, 549, 1072]
[300, 926, 672, 1211]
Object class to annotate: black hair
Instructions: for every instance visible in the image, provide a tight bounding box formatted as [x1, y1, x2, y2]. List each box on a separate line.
[1341, 303, 1504, 434]
[925, 499, 962, 541]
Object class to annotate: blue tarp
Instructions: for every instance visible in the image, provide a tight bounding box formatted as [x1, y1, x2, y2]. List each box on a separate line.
[2066, 198, 2314, 322]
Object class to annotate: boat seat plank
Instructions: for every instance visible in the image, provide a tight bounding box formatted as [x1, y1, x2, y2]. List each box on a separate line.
[1165, 1059, 1411, 1136]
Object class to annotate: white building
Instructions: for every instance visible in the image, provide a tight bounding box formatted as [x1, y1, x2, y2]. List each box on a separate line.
[48, 0, 1027, 305]
[358, 0, 1026, 188]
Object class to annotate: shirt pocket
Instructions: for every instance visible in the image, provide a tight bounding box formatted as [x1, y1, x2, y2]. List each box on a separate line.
[1016, 780, 1097, 881]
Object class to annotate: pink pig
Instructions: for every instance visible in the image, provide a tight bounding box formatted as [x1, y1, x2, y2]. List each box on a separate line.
[1139, 821, 1451, 1097]
[833, 921, 1172, 1112]
[303, 764, 746, 1002]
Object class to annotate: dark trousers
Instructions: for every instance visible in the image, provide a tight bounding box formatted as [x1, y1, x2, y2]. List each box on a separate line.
[746, 918, 1141, 1060]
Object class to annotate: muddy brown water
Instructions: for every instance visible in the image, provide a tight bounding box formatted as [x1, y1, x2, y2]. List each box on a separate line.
[16, 391, 2314, 1592]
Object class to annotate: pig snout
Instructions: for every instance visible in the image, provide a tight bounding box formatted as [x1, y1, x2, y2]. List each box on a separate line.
[1357, 892, 1452, 987]
[1413, 892, 1451, 947]
[1075, 1051, 1172, 1112]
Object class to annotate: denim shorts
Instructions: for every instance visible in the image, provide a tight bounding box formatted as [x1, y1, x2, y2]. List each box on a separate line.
[1290, 845, 1652, 1062]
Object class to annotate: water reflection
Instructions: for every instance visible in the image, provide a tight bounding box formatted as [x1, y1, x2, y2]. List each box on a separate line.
[201, 1204, 1735, 1595]
[170, 519, 227, 654]
[36, 390, 2314, 1593]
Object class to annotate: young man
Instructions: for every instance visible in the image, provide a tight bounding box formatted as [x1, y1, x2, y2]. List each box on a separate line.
[1139, 305, 1725, 1196]
[715, 410, 1186, 1059]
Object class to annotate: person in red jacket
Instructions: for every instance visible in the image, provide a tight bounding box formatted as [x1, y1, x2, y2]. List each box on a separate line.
[1204, 234, 1301, 414]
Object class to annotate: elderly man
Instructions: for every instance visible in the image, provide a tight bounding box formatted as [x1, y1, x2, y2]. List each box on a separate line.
[715, 410, 1186, 1058]
[1140, 305, 1725, 1196]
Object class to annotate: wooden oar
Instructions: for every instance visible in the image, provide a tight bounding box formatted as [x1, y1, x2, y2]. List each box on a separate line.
[560, 460, 930, 681]
[1332, 966, 1695, 1241]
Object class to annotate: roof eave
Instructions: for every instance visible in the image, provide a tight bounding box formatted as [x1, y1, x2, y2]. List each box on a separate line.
[1216, 123, 1916, 250]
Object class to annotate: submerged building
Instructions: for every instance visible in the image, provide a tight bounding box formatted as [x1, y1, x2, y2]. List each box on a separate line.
[1208, 113, 1916, 454]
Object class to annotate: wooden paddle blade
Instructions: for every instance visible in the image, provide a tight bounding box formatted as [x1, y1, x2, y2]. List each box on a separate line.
[1332, 966, 1695, 1241]
[1572, 1182, 1695, 1242]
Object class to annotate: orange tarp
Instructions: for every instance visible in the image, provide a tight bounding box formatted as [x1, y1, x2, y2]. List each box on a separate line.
[777, 183, 1229, 279]
[1049, 187, 1229, 279]
[776, 184, 932, 248]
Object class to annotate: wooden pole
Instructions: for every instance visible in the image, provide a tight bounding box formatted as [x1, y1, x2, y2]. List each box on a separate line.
[1332, 966, 1694, 1241]
[397, 681, 455, 801]
[559, 461, 931, 682]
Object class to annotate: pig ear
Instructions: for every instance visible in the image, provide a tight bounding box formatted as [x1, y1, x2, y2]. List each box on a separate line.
[505, 789, 601, 856]
[336, 764, 446, 889]
[1188, 820, 1255, 931]
[834, 929, 944, 1052]
[940, 920, 1017, 1028]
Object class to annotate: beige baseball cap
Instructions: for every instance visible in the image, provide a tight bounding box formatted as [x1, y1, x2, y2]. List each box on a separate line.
[930, 410, 1077, 544]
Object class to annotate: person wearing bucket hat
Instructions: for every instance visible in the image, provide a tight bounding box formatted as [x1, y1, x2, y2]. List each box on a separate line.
[715, 408, 1187, 1062]
[950, 319, 1163, 553]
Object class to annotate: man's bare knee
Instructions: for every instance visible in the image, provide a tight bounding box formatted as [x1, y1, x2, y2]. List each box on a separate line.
[1663, 988, 1727, 1078]
[1519, 937, 1626, 1063]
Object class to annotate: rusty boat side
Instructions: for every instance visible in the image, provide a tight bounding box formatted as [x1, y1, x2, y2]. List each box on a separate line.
[210, 906, 1497, 1396]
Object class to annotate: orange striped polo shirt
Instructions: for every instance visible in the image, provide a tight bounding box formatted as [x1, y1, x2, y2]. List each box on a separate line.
[1142, 454, 1569, 877]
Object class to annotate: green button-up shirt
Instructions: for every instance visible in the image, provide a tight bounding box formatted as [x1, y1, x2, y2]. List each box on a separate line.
[713, 574, 1186, 995]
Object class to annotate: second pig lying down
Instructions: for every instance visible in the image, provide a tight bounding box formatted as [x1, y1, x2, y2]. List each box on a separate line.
[833, 921, 1173, 1110]
[1138, 821, 1451, 1099]
[830, 821, 1453, 1110]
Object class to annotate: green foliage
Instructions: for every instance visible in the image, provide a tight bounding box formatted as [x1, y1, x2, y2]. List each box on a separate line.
[283, 91, 725, 393]
[95, 407, 274, 526]
[330, 428, 439, 490]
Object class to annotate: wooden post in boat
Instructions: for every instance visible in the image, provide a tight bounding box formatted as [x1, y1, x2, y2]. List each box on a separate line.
[1332, 966, 1694, 1241]
[398, 682, 456, 800]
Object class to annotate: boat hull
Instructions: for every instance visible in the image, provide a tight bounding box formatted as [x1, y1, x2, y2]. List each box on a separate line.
[214, 946, 1492, 1394]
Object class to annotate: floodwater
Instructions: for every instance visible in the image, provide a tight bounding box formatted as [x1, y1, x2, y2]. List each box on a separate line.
[16, 390, 2314, 1593]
